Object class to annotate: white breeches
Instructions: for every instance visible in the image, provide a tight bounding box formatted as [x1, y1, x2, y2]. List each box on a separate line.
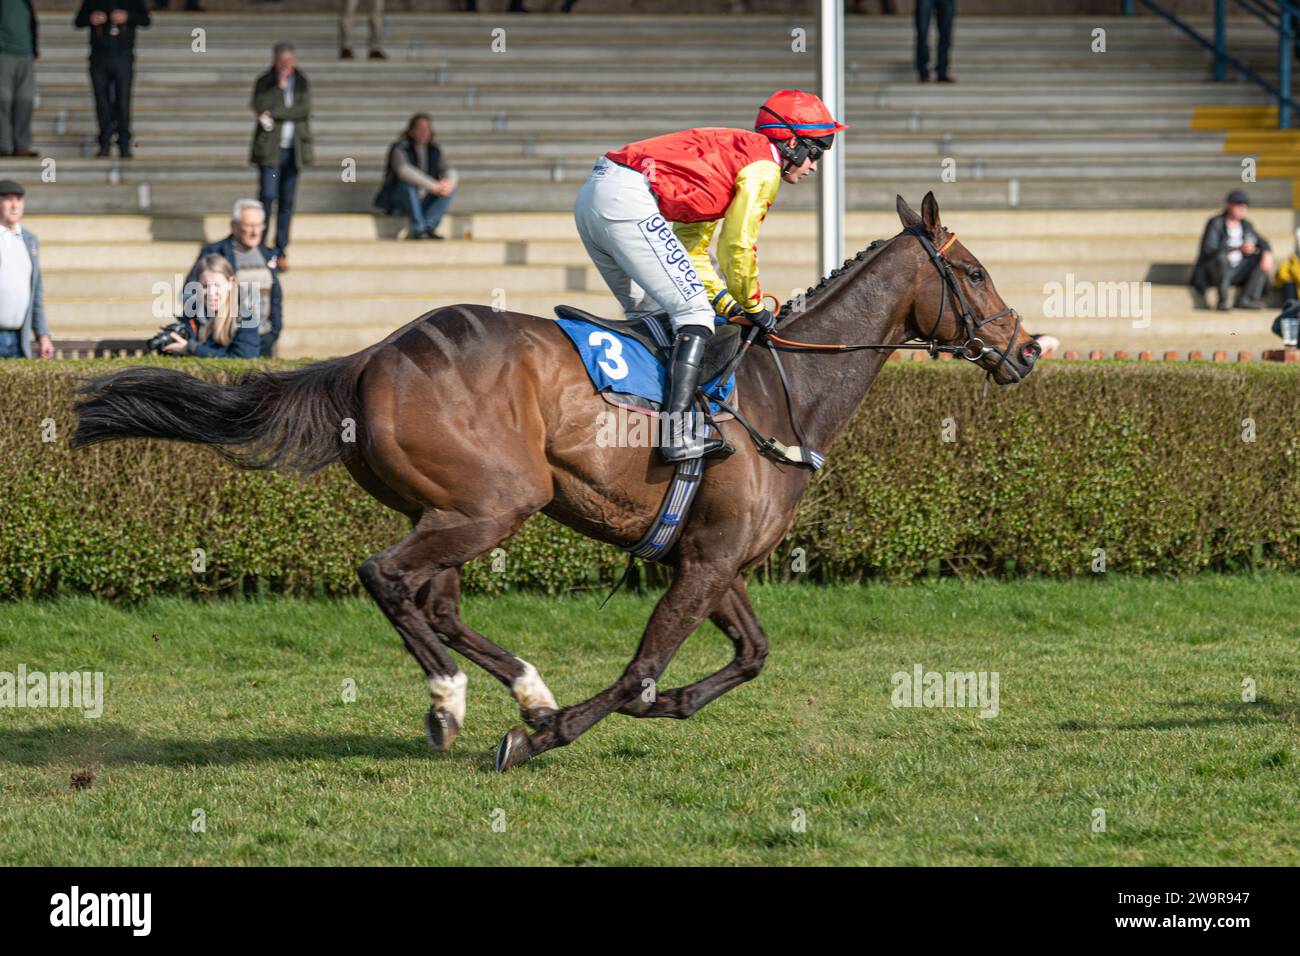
[573, 157, 717, 334]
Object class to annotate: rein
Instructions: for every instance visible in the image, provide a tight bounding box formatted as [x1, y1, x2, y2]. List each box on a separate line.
[761, 227, 1020, 372]
[717, 227, 1025, 468]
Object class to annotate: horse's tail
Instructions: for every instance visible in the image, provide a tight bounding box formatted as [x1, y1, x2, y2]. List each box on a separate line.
[72, 354, 370, 475]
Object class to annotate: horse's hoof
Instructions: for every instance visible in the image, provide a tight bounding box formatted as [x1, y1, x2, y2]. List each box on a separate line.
[521, 705, 557, 730]
[425, 707, 461, 752]
[494, 726, 533, 772]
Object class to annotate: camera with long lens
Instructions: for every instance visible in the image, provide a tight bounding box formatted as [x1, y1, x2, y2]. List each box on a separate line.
[147, 321, 194, 354]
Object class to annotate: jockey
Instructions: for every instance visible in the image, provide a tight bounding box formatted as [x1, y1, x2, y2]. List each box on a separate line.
[574, 89, 848, 463]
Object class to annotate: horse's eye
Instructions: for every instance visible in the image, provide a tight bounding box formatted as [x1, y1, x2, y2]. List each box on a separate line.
[970, 269, 984, 284]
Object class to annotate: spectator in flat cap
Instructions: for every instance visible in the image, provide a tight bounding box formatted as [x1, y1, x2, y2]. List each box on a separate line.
[1190, 190, 1273, 311]
[0, 179, 51, 359]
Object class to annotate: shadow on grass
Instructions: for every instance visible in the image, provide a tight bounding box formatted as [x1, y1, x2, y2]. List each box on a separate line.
[0, 723, 492, 770]
[1056, 697, 1298, 732]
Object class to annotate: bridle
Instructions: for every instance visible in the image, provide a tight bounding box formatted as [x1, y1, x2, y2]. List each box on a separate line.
[762, 225, 1029, 383]
[906, 225, 1026, 383]
[711, 227, 1034, 469]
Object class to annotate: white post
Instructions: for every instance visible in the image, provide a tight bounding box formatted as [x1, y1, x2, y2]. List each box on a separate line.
[818, 0, 846, 278]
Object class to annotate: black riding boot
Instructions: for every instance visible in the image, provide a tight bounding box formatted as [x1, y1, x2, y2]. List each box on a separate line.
[660, 327, 725, 463]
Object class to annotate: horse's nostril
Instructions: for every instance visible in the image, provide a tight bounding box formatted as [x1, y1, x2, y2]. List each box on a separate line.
[1021, 341, 1041, 364]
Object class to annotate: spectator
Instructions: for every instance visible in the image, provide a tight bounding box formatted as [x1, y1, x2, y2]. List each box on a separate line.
[74, 0, 150, 159]
[0, 179, 50, 359]
[1272, 299, 1299, 347]
[187, 199, 282, 357]
[251, 42, 313, 272]
[339, 0, 385, 60]
[0, 0, 38, 158]
[1190, 189, 1273, 311]
[160, 254, 259, 359]
[1274, 227, 1300, 304]
[374, 113, 457, 240]
[915, 0, 955, 83]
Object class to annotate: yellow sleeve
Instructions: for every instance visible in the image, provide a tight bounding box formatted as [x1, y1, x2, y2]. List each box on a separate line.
[1276, 254, 1300, 286]
[672, 219, 731, 314]
[716, 159, 781, 314]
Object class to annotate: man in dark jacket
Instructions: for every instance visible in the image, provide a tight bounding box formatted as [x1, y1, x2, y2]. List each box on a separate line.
[373, 113, 457, 239]
[1191, 189, 1274, 311]
[74, 0, 149, 158]
[250, 42, 313, 271]
[185, 198, 283, 357]
[0, 0, 39, 157]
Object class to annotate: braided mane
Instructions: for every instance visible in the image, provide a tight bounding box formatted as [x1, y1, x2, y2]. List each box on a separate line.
[799, 236, 894, 306]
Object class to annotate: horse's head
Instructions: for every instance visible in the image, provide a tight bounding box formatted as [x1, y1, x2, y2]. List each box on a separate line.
[895, 192, 1039, 384]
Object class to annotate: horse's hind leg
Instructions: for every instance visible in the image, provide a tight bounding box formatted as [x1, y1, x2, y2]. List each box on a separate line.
[495, 557, 739, 771]
[418, 563, 560, 729]
[359, 509, 559, 751]
[618, 575, 768, 720]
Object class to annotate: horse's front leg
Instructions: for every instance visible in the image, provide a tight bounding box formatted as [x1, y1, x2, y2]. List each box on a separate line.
[494, 558, 738, 771]
[618, 574, 769, 719]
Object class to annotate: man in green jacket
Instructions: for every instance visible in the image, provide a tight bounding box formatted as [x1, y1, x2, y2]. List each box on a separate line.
[251, 42, 313, 272]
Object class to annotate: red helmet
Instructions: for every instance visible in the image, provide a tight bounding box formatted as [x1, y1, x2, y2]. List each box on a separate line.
[754, 89, 848, 144]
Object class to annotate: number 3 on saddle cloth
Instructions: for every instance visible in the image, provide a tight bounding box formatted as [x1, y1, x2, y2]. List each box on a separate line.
[552, 304, 744, 563]
[552, 305, 740, 415]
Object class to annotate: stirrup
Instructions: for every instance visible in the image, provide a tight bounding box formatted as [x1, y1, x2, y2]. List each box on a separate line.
[659, 409, 726, 463]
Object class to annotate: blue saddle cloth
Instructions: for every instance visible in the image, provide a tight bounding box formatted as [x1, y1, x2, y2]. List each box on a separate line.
[555, 315, 736, 413]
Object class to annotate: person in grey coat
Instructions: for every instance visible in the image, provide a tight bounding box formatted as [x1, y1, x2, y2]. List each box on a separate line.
[0, 179, 51, 359]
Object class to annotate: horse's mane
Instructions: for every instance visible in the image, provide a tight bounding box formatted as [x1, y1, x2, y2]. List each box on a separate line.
[798, 233, 898, 307]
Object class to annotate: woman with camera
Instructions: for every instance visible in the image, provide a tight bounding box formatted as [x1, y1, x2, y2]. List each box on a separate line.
[157, 254, 261, 358]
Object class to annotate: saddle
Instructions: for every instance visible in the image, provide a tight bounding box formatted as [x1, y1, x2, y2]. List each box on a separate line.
[553, 305, 742, 383]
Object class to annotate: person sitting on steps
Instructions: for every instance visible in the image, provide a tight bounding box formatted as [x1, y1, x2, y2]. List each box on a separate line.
[1190, 189, 1273, 311]
[573, 89, 847, 463]
[374, 113, 457, 240]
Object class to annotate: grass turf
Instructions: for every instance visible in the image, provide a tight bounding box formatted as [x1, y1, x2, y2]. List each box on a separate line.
[0, 574, 1297, 865]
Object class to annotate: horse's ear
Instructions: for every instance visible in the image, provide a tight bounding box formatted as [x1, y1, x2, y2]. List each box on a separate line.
[896, 194, 921, 230]
[921, 191, 942, 238]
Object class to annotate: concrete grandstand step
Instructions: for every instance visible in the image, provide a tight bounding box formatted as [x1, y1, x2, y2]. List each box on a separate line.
[25, 209, 1297, 246]
[17, 11, 1289, 217]
[18, 181, 1291, 216]
[45, 292, 615, 332]
[36, 239, 532, 270]
[49, 265, 585, 298]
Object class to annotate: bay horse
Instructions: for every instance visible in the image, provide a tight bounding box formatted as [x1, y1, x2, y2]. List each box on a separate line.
[72, 193, 1039, 771]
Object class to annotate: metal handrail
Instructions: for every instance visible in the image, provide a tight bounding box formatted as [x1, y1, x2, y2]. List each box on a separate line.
[1229, 0, 1298, 46]
[1125, 0, 1298, 127]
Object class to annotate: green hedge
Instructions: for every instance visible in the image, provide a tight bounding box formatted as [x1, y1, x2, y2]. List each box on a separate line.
[1, 357, 1297, 601]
